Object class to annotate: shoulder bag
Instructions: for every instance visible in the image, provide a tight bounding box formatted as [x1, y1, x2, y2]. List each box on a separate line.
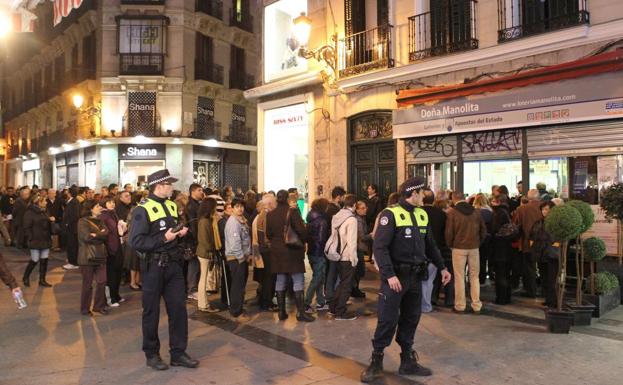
[284, 209, 304, 249]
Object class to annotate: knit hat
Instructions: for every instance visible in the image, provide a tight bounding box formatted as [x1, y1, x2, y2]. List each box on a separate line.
[400, 176, 427, 197]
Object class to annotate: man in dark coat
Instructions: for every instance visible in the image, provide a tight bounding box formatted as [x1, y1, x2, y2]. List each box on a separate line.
[115, 190, 134, 222]
[185, 183, 204, 299]
[365, 184, 384, 232]
[62, 186, 81, 270]
[12, 187, 31, 249]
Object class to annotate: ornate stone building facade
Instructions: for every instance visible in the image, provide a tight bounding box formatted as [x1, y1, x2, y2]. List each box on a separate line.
[2, 0, 260, 190]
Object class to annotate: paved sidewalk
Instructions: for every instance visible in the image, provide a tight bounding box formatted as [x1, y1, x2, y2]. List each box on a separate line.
[1, 246, 623, 385]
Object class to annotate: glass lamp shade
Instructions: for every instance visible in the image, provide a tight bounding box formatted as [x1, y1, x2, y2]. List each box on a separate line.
[72, 94, 84, 109]
[293, 12, 312, 47]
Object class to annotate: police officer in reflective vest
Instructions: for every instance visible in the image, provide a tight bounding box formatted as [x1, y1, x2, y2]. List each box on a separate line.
[361, 176, 451, 383]
[129, 169, 199, 371]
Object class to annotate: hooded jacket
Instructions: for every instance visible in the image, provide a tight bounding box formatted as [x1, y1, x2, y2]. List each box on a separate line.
[445, 201, 487, 250]
[331, 208, 358, 267]
[306, 209, 329, 257]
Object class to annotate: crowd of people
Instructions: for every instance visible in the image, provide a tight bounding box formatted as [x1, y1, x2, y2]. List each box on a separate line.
[0, 178, 562, 318]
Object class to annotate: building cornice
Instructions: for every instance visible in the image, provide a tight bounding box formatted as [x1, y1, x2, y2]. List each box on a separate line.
[337, 19, 623, 94]
[243, 71, 323, 100]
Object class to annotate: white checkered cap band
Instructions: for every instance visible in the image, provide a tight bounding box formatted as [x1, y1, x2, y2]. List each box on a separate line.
[148, 176, 176, 186]
[405, 183, 425, 192]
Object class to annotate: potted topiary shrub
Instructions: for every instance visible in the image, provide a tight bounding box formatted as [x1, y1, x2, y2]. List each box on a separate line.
[585, 271, 621, 317]
[544, 204, 583, 333]
[598, 183, 623, 306]
[565, 200, 596, 326]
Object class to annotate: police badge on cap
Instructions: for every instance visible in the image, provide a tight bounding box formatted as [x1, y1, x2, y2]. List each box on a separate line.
[147, 169, 179, 186]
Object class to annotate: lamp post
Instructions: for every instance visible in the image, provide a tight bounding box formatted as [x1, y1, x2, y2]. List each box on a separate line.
[293, 12, 338, 85]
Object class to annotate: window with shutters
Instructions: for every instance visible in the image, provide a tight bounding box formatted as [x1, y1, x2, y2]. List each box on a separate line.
[498, 0, 589, 42]
[82, 33, 97, 79]
[116, 16, 169, 75]
[195, 33, 223, 84]
[230, 0, 252, 32]
[125, 92, 160, 137]
[408, 0, 478, 62]
[229, 46, 253, 90]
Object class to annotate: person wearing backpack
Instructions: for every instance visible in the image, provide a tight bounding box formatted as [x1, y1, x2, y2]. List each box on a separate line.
[326, 194, 359, 320]
[361, 177, 451, 383]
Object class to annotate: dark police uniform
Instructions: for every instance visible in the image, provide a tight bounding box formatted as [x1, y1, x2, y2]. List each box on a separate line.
[372, 200, 445, 352]
[129, 189, 188, 362]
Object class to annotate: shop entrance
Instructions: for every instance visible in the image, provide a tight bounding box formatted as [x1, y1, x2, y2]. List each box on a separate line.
[463, 159, 522, 195]
[120, 160, 166, 190]
[407, 162, 455, 193]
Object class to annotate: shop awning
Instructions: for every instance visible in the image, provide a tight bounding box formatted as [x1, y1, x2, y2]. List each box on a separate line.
[393, 50, 623, 139]
[396, 50, 623, 108]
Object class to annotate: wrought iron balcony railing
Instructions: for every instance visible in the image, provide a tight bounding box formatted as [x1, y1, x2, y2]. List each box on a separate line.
[191, 119, 222, 140]
[339, 24, 394, 78]
[408, 0, 478, 62]
[230, 9, 253, 33]
[498, 0, 589, 42]
[195, 61, 224, 84]
[122, 114, 163, 137]
[120, 53, 164, 76]
[227, 123, 256, 146]
[196, 0, 223, 20]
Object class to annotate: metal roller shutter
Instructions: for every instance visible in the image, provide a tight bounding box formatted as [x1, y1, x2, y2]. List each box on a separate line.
[527, 119, 623, 156]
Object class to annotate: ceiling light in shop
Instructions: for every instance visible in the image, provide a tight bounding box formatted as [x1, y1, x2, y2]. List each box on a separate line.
[28, 153, 37, 158]
[77, 139, 89, 147]
[205, 139, 218, 147]
[134, 135, 151, 144]
[172, 138, 183, 144]
[62, 143, 73, 151]
[98, 139, 111, 145]
[49, 147, 59, 155]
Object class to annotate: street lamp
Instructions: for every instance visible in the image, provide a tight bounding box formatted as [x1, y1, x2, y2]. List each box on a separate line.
[293, 12, 338, 81]
[72, 92, 101, 137]
[72, 93, 84, 109]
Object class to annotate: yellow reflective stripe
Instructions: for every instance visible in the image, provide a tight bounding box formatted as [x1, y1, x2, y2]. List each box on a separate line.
[140, 199, 175, 223]
[414, 208, 429, 227]
[388, 206, 413, 227]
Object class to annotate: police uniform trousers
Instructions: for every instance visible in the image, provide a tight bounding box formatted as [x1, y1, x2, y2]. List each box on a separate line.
[372, 270, 423, 351]
[141, 258, 188, 359]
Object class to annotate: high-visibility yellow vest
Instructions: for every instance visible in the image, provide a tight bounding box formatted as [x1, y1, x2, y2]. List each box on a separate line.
[140, 198, 178, 223]
[387, 205, 428, 234]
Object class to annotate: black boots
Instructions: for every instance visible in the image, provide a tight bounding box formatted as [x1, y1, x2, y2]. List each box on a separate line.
[276, 291, 288, 321]
[398, 350, 432, 376]
[23, 260, 38, 287]
[39, 259, 52, 287]
[361, 351, 384, 383]
[294, 291, 314, 322]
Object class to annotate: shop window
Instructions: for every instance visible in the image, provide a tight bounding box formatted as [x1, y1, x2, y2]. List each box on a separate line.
[263, 0, 307, 82]
[117, 16, 168, 75]
[67, 165, 80, 187]
[407, 162, 454, 193]
[529, 158, 568, 199]
[85, 161, 97, 189]
[120, 160, 166, 190]
[569, 156, 598, 204]
[464, 159, 522, 195]
[56, 166, 67, 189]
[193, 161, 221, 188]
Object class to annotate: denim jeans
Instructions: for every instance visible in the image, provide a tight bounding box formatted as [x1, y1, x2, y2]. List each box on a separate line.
[421, 263, 438, 313]
[30, 248, 50, 262]
[305, 255, 327, 306]
[276, 273, 304, 291]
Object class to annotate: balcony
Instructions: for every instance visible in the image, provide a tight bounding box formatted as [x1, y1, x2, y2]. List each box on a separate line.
[191, 119, 222, 140]
[48, 126, 78, 149]
[229, 72, 255, 90]
[8, 145, 19, 159]
[195, 61, 224, 84]
[120, 54, 164, 76]
[196, 0, 223, 20]
[408, 0, 478, 62]
[339, 25, 394, 78]
[498, 0, 589, 42]
[122, 115, 163, 137]
[227, 123, 256, 146]
[230, 9, 253, 33]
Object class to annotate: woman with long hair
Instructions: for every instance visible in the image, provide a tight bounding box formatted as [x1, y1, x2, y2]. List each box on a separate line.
[99, 197, 124, 307]
[22, 196, 54, 287]
[78, 200, 110, 315]
[196, 198, 222, 312]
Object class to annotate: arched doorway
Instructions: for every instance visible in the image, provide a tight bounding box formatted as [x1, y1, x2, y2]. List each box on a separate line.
[348, 111, 397, 201]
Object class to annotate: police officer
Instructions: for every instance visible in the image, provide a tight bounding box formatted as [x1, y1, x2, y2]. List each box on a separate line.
[129, 169, 199, 371]
[361, 176, 451, 383]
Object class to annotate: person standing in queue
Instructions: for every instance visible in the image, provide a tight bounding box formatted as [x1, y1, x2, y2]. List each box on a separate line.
[129, 169, 199, 371]
[361, 177, 451, 383]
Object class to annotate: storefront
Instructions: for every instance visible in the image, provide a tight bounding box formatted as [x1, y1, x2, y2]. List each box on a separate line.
[22, 158, 41, 187]
[394, 55, 623, 255]
[118, 144, 167, 189]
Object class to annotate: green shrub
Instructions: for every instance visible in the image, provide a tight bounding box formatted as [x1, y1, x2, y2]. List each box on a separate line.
[600, 183, 623, 221]
[591, 272, 620, 294]
[583, 237, 607, 262]
[545, 205, 583, 241]
[567, 200, 595, 234]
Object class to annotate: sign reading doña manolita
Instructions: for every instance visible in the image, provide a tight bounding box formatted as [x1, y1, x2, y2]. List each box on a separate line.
[420, 103, 480, 119]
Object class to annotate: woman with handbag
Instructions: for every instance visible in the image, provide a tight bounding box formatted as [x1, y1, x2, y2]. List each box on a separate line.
[78, 200, 110, 316]
[99, 197, 124, 307]
[266, 190, 313, 322]
[529, 201, 558, 308]
[22, 196, 54, 287]
[491, 194, 515, 305]
[196, 198, 222, 313]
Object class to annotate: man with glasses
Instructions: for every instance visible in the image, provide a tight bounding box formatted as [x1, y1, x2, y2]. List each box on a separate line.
[129, 169, 199, 371]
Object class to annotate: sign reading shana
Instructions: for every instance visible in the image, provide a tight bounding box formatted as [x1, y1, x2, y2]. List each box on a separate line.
[119, 144, 166, 160]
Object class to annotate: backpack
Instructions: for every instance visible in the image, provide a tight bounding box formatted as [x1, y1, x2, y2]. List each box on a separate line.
[324, 215, 354, 262]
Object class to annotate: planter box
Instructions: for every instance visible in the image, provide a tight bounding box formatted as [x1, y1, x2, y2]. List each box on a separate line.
[544, 309, 574, 334]
[565, 302, 596, 326]
[584, 286, 621, 318]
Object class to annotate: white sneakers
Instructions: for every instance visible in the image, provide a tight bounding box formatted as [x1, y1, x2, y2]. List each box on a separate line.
[62, 264, 79, 270]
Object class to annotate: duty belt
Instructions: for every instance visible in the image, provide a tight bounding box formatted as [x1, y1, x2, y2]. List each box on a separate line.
[147, 251, 181, 267]
[394, 262, 428, 280]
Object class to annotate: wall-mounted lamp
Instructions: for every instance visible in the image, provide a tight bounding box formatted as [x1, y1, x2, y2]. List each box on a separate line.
[294, 12, 338, 85]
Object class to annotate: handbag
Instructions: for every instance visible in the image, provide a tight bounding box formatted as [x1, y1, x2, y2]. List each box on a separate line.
[84, 219, 107, 264]
[284, 209, 304, 249]
[182, 247, 195, 261]
[206, 254, 222, 292]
